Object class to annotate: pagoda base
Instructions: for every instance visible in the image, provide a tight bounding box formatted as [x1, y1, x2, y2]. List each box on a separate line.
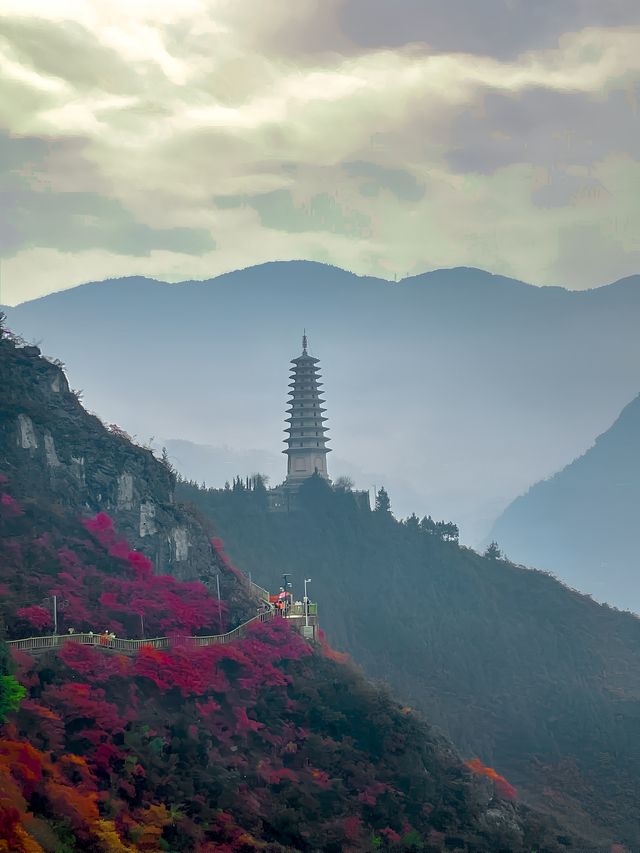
[267, 482, 371, 513]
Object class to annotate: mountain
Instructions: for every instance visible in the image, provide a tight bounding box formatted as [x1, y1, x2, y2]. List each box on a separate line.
[177, 475, 640, 848]
[0, 327, 582, 851]
[5, 261, 640, 544]
[487, 392, 640, 613]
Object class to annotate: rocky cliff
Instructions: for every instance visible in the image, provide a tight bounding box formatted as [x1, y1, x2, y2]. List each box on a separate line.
[0, 332, 254, 621]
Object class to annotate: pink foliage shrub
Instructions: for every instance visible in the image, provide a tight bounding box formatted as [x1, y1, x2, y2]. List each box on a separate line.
[0, 492, 24, 517]
[16, 605, 53, 631]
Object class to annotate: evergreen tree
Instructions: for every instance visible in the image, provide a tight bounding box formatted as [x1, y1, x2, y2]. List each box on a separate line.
[405, 513, 420, 532]
[160, 446, 177, 482]
[484, 540, 502, 560]
[375, 486, 391, 514]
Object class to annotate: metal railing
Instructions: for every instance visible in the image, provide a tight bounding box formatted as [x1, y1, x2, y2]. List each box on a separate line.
[248, 579, 271, 603]
[7, 610, 276, 656]
[286, 603, 318, 617]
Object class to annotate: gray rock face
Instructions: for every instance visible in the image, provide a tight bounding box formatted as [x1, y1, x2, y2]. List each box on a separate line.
[0, 337, 254, 624]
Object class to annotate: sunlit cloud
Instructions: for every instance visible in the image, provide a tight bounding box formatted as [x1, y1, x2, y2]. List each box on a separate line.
[0, 0, 639, 303]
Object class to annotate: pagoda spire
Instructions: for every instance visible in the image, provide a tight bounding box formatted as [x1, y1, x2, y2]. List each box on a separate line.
[283, 334, 331, 488]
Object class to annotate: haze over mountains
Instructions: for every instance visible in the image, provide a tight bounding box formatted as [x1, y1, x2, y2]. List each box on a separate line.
[6, 260, 640, 544]
[489, 392, 640, 613]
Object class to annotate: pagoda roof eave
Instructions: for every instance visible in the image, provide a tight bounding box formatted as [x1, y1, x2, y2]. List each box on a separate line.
[282, 427, 329, 438]
[283, 447, 332, 453]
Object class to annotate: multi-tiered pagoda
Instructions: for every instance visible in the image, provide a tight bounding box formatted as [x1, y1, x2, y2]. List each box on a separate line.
[283, 333, 331, 489]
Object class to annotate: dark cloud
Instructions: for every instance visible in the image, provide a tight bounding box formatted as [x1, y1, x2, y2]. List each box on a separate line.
[531, 172, 607, 208]
[0, 132, 215, 257]
[337, 0, 640, 59]
[343, 160, 425, 201]
[447, 87, 640, 175]
[0, 187, 215, 256]
[215, 189, 371, 238]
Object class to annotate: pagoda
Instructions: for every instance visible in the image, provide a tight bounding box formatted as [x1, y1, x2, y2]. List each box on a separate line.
[283, 333, 331, 489]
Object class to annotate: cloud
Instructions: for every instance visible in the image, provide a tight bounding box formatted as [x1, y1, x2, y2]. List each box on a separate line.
[0, 132, 215, 258]
[448, 86, 640, 175]
[337, 0, 640, 58]
[0, 0, 639, 302]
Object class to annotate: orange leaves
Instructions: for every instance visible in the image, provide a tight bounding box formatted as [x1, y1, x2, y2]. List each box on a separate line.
[43, 780, 100, 829]
[0, 823, 44, 853]
[59, 753, 94, 786]
[310, 767, 332, 789]
[465, 757, 517, 800]
[0, 741, 102, 852]
[0, 740, 46, 792]
[128, 803, 172, 852]
[317, 629, 349, 664]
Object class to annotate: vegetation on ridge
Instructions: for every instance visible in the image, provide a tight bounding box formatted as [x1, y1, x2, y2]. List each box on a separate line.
[0, 331, 585, 851]
[0, 481, 578, 852]
[178, 473, 640, 848]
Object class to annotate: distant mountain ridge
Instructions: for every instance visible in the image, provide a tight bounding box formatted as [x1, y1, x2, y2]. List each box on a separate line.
[5, 260, 640, 545]
[488, 391, 640, 613]
[10, 264, 640, 309]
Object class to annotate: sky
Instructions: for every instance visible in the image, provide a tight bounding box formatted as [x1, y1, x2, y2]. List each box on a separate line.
[1, 0, 640, 305]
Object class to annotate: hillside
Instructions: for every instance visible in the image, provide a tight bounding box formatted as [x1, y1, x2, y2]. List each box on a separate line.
[178, 475, 640, 848]
[0, 325, 582, 851]
[488, 393, 640, 613]
[6, 261, 640, 543]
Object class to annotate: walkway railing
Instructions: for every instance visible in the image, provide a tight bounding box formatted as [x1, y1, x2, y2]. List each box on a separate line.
[8, 610, 276, 656]
[287, 603, 318, 617]
[248, 579, 271, 603]
[9, 602, 319, 658]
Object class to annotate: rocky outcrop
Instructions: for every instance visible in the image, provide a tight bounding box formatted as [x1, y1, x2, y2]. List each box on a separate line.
[0, 335, 254, 619]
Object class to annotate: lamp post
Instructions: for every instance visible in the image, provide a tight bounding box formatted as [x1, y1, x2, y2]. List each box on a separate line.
[282, 573, 293, 616]
[304, 578, 311, 628]
[42, 595, 69, 635]
[216, 574, 223, 631]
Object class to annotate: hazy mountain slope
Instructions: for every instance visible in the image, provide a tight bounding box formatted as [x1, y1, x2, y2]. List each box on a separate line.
[6, 261, 640, 544]
[179, 476, 640, 848]
[488, 392, 640, 613]
[0, 330, 583, 852]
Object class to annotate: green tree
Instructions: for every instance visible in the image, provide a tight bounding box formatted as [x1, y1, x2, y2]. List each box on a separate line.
[404, 513, 420, 532]
[0, 674, 25, 722]
[374, 486, 391, 514]
[0, 640, 25, 723]
[484, 540, 502, 560]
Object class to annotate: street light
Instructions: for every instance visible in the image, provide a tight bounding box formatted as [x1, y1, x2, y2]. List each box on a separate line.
[42, 595, 69, 635]
[304, 578, 311, 628]
[281, 573, 293, 617]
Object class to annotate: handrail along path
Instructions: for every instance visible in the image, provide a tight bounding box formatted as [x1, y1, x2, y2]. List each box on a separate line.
[8, 608, 318, 657]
